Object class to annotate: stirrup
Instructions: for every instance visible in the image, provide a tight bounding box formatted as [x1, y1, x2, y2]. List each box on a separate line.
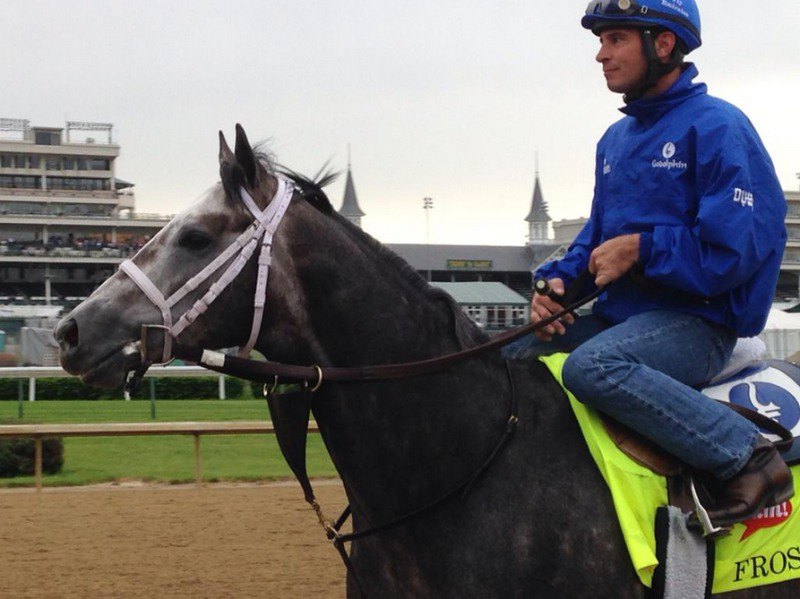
[688, 475, 731, 539]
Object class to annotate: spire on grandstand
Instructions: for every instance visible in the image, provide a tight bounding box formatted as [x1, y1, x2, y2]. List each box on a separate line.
[525, 154, 551, 245]
[339, 144, 365, 228]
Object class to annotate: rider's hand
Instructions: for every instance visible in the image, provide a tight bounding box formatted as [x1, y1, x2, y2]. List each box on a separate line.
[589, 234, 640, 287]
[530, 278, 575, 341]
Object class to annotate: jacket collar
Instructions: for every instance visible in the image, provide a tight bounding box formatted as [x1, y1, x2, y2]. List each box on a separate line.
[619, 64, 707, 125]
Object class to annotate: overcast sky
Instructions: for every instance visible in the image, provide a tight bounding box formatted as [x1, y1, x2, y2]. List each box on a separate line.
[3, 1, 799, 245]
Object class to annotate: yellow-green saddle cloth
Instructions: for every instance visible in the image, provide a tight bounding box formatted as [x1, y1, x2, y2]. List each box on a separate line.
[540, 353, 800, 594]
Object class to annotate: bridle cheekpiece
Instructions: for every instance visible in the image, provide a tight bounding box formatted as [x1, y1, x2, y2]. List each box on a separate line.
[119, 176, 294, 386]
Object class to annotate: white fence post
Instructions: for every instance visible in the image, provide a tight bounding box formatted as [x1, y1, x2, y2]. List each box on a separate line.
[0, 366, 235, 402]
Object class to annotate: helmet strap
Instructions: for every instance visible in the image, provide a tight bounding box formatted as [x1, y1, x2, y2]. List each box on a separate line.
[624, 29, 683, 104]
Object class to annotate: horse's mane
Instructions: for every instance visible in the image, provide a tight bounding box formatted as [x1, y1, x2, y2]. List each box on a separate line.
[273, 160, 488, 349]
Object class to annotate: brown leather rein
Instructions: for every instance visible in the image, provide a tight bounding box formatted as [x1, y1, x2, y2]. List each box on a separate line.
[135, 285, 605, 389]
[126, 284, 607, 599]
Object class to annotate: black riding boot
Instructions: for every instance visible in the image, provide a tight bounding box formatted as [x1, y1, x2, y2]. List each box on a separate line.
[697, 437, 794, 530]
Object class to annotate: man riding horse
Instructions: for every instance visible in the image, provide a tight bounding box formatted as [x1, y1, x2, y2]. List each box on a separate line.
[506, 0, 793, 530]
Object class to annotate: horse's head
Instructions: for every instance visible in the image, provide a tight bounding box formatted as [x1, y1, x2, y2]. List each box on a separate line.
[54, 125, 307, 388]
[56, 124, 482, 390]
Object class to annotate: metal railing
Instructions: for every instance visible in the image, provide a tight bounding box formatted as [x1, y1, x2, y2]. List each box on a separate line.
[0, 420, 319, 491]
[0, 246, 137, 259]
[0, 366, 285, 491]
[0, 212, 171, 221]
[0, 188, 118, 199]
[0, 365, 229, 402]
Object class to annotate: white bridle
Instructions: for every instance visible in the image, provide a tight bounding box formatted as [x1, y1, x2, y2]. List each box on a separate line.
[119, 177, 294, 364]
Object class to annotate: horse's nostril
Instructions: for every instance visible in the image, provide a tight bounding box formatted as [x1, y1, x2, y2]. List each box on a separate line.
[56, 318, 80, 349]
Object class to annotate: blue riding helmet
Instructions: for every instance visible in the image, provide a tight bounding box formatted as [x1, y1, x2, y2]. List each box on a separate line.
[582, 0, 702, 53]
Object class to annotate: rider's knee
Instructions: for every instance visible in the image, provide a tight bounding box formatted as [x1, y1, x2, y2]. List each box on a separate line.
[563, 349, 599, 404]
[563, 344, 627, 400]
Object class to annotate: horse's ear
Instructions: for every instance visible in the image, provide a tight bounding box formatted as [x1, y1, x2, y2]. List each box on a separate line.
[219, 130, 245, 200]
[218, 131, 235, 166]
[234, 124, 257, 187]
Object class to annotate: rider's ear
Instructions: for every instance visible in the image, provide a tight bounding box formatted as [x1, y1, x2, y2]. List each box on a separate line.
[234, 123, 258, 188]
[655, 31, 677, 60]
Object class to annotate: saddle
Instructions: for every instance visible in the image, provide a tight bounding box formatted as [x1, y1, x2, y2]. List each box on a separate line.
[601, 353, 800, 515]
[541, 351, 800, 596]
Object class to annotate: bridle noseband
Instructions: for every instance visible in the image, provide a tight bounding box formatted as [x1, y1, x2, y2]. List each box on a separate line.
[119, 177, 293, 370]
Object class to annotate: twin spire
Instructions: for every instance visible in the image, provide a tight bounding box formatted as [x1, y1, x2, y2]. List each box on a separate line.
[338, 147, 551, 244]
[524, 169, 551, 224]
[525, 155, 551, 245]
[338, 144, 365, 228]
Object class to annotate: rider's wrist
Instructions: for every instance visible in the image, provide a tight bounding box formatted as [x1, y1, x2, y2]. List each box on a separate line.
[638, 232, 653, 265]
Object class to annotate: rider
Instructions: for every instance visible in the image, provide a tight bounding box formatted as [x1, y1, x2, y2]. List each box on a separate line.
[506, 0, 793, 529]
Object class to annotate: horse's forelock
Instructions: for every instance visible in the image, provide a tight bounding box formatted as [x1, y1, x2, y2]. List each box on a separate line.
[252, 145, 277, 174]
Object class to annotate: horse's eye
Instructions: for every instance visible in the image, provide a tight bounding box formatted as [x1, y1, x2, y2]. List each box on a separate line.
[178, 230, 213, 251]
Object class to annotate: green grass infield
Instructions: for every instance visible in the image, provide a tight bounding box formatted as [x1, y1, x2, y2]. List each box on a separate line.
[0, 400, 337, 488]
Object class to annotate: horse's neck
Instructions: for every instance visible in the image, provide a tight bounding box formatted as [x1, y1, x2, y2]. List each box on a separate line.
[303, 282, 495, 517]
[313, 292, 457, 363]
[274, 223, 470, 367]
[262, 219, 512, 519]
[312, 354, 511, 524]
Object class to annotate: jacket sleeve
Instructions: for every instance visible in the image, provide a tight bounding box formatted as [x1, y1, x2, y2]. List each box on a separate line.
[536, 216, 598, 285]
[536, 146, 604, 286]
[638, 121, 787, 297]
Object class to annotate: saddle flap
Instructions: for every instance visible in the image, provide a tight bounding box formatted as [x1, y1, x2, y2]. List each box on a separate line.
[600, 414, 684, 477]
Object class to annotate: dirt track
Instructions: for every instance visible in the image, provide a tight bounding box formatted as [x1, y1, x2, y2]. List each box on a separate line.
[0, 480, 348, 598]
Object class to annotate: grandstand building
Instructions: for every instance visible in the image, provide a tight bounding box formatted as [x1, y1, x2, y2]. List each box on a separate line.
[2, 117, 798, 339]
[782, 189, 800, 298]
[0, 118, 169, 308]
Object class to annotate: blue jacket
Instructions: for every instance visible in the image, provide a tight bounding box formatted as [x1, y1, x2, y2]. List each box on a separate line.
[538, 65, 786, 337]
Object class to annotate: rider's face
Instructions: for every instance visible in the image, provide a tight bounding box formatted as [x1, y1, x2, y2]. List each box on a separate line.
[595, 28, 648, 94]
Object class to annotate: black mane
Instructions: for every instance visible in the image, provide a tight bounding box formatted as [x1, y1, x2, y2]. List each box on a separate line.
[277, 165, 338, 215]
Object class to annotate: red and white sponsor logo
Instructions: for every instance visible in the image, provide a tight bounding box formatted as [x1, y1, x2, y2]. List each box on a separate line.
[740, 501, 793, 542]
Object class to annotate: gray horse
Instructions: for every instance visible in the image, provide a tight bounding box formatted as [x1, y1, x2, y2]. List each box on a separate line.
[55, 126, 798, 598]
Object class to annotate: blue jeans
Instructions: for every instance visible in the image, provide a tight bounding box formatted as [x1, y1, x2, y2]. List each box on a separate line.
[503, 311, 759, 479]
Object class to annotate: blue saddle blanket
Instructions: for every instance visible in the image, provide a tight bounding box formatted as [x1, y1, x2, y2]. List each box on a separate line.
[702, 360, 800, 464]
